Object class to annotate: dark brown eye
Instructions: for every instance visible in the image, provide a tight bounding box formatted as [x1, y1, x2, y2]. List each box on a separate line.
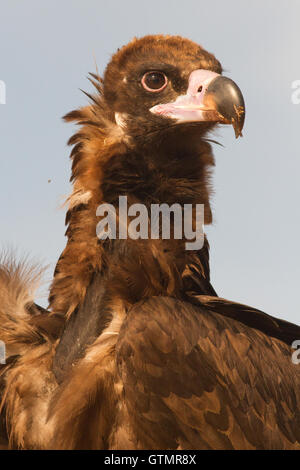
[141, 71, 168, 92]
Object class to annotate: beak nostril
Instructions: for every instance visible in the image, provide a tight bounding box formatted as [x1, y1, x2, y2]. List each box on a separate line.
[197, 86, 203, 93]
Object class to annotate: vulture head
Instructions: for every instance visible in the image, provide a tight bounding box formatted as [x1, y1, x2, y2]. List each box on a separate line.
[103, 35, 245, 141]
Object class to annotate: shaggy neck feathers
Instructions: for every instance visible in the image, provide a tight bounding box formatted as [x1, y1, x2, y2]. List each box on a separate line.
[48, 77, 215, 317]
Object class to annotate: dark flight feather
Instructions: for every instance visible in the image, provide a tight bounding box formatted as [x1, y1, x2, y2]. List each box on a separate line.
[116, 297, 300, 450]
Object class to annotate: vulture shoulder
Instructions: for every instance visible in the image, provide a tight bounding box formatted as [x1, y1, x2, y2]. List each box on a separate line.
[116, 296, 300, 450]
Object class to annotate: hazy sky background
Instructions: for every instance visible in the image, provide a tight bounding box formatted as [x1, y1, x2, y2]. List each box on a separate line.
[0, 0, 299, 324]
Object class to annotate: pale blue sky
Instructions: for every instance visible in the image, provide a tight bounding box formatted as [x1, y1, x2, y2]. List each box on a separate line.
[0, 0, 299, 324]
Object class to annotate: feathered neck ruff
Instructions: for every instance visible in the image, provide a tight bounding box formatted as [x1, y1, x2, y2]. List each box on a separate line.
[48, 75, 215, 317]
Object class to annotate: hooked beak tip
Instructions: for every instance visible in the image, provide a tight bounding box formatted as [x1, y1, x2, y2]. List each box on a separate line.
[205, 76, 245, 138]
[232, 104, 245, 138]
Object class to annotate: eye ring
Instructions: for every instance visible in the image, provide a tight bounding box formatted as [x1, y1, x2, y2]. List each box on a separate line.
[141, 71, 168, 92]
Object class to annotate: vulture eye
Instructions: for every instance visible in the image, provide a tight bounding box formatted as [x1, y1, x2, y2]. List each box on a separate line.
[141, 71, 168, 92]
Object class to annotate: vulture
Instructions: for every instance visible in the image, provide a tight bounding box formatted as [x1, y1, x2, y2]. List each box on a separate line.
[0, 34, 300, 450]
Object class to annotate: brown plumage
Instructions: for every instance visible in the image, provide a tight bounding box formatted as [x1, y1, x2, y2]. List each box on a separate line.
[0, 35, 299, 450]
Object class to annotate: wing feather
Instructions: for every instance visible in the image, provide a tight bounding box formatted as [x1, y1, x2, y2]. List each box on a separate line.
[116, 296, 300, 450]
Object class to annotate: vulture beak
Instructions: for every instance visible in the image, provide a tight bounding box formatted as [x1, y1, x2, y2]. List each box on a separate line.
[150, 69, 245, 138]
